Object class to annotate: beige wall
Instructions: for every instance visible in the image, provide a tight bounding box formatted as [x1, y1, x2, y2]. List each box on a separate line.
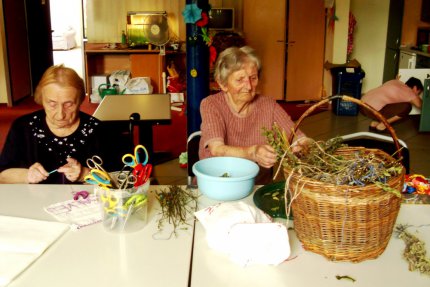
[323, 0, 350, 97]
[350, 0, 390, 92]
[86, 0, 186, 43]
[85, 0, 242, 43]
[332, 0, 350, 64]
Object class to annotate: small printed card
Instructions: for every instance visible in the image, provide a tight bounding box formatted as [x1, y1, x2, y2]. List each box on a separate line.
[44, 194, 102, 230]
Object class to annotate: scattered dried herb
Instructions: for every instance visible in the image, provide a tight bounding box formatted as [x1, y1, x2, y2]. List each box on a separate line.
[336, 275, 356, 282]
[153, 185, 198, 239]
[395, 224, 430, 275]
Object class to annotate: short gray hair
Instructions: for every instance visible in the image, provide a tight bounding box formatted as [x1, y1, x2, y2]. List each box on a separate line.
[214, 46, 261, 87]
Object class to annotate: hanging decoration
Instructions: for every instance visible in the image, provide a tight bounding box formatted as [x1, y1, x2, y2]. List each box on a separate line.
[182, 4, 217, 68]
[327, 3, 338, 30]
[182, 4, 202, 23]
[347, 12, 357, 61]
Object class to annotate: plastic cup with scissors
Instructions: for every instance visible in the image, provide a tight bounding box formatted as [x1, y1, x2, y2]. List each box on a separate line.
[95, 186, 148, 233]
[122, 145, 149, 168]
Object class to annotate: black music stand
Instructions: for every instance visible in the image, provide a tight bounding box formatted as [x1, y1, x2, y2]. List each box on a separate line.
[93, 94, 171, 168]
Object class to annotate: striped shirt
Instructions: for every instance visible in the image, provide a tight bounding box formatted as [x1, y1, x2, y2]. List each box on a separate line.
[199, 91, 304, 159]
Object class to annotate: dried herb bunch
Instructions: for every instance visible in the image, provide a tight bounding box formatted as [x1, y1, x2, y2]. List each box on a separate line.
[263, 123, 403, 194]
[395, 224, 430, 275]
[154, 185, 198, 238]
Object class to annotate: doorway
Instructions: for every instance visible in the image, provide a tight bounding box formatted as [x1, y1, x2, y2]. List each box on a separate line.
[49, 0, 84, 78]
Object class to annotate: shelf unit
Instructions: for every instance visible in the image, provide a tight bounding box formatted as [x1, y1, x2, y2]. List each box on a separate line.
[84, 43, 166, 96]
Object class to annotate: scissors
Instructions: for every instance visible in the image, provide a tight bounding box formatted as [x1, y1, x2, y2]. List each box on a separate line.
[133, 163, 152, 187]
[99, 192, 127, 218]
[86, 155, 117, 188]
[84, 169, 112, 190]
[116, 166, 137, 189]
[124, 194, 147, 209]
[87, 155, 109, 173]
[122, 145, 149, 168]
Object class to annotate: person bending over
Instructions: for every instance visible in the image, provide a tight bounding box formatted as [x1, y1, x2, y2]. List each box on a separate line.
[361, 77, 423, 133]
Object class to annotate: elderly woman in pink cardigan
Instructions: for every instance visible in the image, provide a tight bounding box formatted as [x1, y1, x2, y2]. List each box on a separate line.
[198, 46, 309, 184]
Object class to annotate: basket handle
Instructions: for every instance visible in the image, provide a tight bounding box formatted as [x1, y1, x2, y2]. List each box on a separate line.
[288, 95, 402, 158]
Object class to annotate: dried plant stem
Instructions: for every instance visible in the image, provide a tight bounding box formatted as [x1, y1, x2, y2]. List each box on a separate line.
[395, 224, 430, 275]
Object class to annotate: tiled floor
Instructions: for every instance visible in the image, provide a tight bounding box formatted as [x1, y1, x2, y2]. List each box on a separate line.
[152, 108, 430, 185]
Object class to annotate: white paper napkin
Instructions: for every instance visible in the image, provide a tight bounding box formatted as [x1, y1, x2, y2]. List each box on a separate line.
[195, 202, 291, 266]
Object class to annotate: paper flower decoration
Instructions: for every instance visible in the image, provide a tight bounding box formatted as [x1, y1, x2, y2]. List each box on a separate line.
[182, 4, 202, 24]
[196, 12, 209, 27]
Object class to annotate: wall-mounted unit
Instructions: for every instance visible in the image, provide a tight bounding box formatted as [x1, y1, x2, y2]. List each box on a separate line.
[209, 8, 234, 30]
[127, 11, 169, 48]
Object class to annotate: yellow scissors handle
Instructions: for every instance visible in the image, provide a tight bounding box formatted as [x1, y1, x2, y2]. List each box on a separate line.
[122, 153, 138, 168]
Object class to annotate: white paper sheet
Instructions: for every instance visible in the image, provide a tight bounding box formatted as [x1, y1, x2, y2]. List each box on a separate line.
[0, 216, 69, 286]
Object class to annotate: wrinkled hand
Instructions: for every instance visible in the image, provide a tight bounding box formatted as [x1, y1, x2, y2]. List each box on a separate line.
[57, 157, 83, 182]
[253, 145, 277, 168]
[291, 137, 314, 155]
[27, 162, 49, 183]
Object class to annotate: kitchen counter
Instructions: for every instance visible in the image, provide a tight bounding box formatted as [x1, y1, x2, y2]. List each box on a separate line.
[400, 46, 430, 58]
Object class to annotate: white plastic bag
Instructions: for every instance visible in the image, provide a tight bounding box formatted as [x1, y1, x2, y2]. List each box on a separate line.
[109, 70, 130, 92]
[123, 77, 153, 94]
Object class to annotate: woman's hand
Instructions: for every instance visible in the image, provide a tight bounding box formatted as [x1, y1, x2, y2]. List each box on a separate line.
[252, 145, 277, 168]
[27, 162, 49, 183]
[57, 157, 84, 182]
[291, 137, 314, 155]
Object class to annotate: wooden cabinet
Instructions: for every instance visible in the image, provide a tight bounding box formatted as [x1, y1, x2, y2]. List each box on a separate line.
[243, 0, 286, 100]
[84, 43, 165, 96]
[243, 0, 325, 101]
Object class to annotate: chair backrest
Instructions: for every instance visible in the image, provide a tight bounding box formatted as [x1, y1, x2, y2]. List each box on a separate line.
[340, 132, 410, 173]
[187, 131, 202, 187]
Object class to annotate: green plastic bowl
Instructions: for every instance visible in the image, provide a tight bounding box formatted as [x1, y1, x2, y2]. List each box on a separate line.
[192, 157, 259, 201]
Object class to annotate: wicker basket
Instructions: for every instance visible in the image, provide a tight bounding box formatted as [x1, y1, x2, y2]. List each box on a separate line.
[285, 95, 405, 262]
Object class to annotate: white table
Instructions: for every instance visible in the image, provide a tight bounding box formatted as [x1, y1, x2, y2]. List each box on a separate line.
[0, 184, 194, 287]
[2, 184, 430, 287]
[191, 194, 430, 287]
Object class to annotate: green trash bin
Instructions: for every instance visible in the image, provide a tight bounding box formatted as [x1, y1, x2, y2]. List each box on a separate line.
[419, 79, 430, 132]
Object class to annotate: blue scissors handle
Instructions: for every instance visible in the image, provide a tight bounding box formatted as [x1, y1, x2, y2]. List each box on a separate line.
[84, 169, 112, 188]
